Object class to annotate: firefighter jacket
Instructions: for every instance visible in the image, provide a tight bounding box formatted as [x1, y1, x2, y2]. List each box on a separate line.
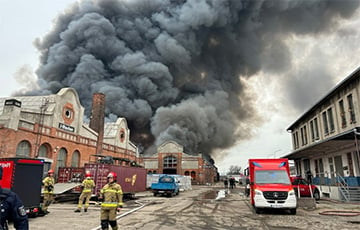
[42, 176, 55, 194]
[81, 178, 95, 193]
[0, 187, 29, 230]
[100, 182, 124, 209]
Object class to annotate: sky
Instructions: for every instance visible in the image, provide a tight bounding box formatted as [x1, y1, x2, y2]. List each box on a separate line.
[1, 0, 360, 175]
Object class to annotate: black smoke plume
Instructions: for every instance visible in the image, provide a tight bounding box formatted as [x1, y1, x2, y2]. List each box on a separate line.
[25, 0, 359, 159]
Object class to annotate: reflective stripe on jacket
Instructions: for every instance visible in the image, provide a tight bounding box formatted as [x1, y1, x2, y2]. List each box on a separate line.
[82, 178, 95, 193]
[100, 182, 124, 208]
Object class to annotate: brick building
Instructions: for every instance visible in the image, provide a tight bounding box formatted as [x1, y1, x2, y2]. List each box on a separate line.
[141, 141, 218, 185]
[0, 88, 138, 177]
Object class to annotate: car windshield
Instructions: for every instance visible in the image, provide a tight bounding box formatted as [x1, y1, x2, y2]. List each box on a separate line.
[255, 170, 291, 184]
[160, 177, 174, 183]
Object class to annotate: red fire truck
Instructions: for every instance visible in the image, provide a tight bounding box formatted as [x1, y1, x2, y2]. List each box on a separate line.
[0, 158, 44, 217]
[248, 158, 297, 214]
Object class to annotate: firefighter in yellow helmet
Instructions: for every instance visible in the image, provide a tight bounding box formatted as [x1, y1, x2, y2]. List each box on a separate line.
[74, 171, 95, 212]
[41, 169, 55, 215]
[99, 172, 123, 230]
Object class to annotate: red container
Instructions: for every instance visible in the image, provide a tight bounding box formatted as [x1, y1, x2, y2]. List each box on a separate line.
[84, 163, 147, 196]
[57, 167, 85, 183]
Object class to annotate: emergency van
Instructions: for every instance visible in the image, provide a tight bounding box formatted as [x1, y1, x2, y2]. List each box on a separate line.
[248, 158, 297, 214]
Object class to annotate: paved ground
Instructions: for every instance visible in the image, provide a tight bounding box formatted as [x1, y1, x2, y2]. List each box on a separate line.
[9, 184, 360, 230]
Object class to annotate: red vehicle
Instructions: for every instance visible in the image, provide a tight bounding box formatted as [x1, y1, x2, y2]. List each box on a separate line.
[248, 158, 297, 214]
[290, 176, 320, 200]
[84, 163, 147, 198]
[0, 158, 44, 217]
[57, 163, 147, 200]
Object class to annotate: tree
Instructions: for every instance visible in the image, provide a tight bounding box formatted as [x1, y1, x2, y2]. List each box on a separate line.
[227, 165, 242, 175]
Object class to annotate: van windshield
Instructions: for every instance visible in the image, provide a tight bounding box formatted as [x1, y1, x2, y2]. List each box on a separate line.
[255, 170, 290, 184]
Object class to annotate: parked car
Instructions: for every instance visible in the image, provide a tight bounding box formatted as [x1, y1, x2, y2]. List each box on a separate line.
[290, 176, 320, 200]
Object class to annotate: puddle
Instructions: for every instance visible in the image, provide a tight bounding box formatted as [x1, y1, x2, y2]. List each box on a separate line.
[200, 190, 218, 199]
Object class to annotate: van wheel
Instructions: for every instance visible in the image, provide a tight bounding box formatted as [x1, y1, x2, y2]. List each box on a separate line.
[313, 190, 320, 200]
[255, 207, 261, 214]
[290, 208, 296, 215]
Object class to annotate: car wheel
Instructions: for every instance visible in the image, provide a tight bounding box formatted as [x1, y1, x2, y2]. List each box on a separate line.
[313, 189, 320, 200]
[290, 208, 296, 215]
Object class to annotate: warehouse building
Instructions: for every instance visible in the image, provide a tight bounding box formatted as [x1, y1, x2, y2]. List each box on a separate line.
[0, 88, 138, 176]
[285, 67, 360, 202]
[141, 141, 218, 185]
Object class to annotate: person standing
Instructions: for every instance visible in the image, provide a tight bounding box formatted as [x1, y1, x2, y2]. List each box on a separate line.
[223, 178, 228, 189]
[74, 171, 95, 212]
[0, 166, 29, 229]
[41, 169, 55, 215]
[99, 172, 123, 230]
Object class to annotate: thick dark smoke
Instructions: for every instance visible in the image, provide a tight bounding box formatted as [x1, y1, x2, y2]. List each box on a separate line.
[25, 0, 359, 159]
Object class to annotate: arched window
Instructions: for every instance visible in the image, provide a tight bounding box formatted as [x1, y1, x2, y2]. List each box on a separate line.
[16, 140, 31, 157]
[71, 150, 80, 167]
[185, 171, 190, 176]
[38, 144, 50, 158]
[56, 148, 68, 173]
[163, 156, 177, 168]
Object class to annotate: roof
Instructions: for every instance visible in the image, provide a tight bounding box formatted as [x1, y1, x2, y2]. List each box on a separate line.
[287, 66, 360, 131]
[0, 95, 55, 114]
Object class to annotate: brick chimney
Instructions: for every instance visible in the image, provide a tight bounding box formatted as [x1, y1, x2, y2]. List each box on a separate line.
[89, 93, 105, 155]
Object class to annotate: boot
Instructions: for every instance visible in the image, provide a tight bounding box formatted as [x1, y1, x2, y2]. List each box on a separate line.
[74, 208, 81, 212]
[84, 208, 87, 212]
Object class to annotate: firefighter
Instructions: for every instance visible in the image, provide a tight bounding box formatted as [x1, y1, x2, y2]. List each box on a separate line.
[74, 171, 95, 212]
[41, 169, 55, 215]
[99, 172, 123, 230]
[0, 166, 29, 229]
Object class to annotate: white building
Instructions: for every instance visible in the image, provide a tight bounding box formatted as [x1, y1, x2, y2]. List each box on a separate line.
[285, 67, 360, 202]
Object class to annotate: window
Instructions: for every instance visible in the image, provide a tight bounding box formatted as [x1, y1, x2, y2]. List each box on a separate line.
[314, 118, 319, 140]
[310, 118, 320, 142]
[327, 108, 335, 132]
[163, 156, 177, 168]
[310, 120, 315, 141]
[300, 125, 308, 146]
[347, 94, 356, 123]
[322, 112, 329, 135]
[16, 140, 31, 157]
[292, 131, 299, 149]
[71, 150, 80, 167]
[339, 100, 347, 128]
[38, 144, 49, 158]
[56, 148, 68, 173]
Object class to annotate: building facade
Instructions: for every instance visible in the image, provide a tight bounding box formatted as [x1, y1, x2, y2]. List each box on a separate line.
[141, 141, 218, 185]
[0, 88, 138, 177]
[285, 67, 360, 201]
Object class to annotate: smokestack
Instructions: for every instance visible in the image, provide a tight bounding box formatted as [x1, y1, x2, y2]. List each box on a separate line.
[90, 93, 105, 155]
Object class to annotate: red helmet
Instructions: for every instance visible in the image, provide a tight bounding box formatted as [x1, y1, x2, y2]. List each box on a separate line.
[107, 172, 117, 181]
[85, 171, 92, 178]
[48, 169, 54, 174]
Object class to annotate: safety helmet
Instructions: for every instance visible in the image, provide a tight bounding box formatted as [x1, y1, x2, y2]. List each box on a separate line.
[85, 171, 92, 178]
[107, 172, 117, 181]
[48, 169, 54, 175]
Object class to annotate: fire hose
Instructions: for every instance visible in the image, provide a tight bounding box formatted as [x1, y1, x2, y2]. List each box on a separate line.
[319, 210, 360, 216]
